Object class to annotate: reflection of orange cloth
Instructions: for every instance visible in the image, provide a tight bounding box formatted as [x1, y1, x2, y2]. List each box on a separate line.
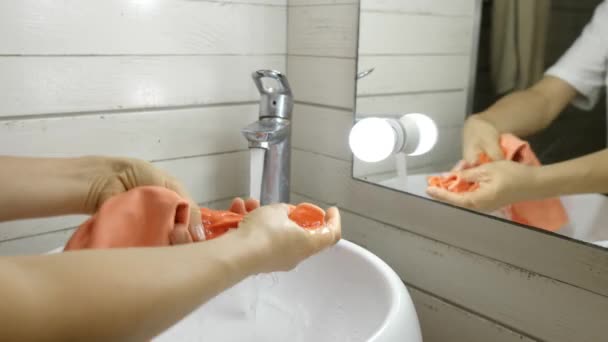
[427, 134, 568, 231]
[64, 186, 326, 250]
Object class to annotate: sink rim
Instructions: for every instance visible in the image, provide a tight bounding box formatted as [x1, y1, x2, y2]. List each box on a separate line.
[46, 239, 421, 341]
[334, 239, 417, 341]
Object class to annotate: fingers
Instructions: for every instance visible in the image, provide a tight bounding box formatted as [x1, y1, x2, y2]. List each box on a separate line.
[188, 205, 205, 241]
[306, 207, 341, 253]
[463, 145, 481, 166]
[464, 143, 504, 165]
[164, 177, 204, 241]
[324, 207, 342, 244]
[485, 143, 505, 161]
[426, 187, 475, 209]
[164, 177, 191, 202]
[244, 198, 260, 212]
[427, 185, 497, 212]
[456, 167, 485, 183]
[451, 160, 468, 172]
[229, 198, 260, 214]
[170, 223, 194, 245]
[229, 198, 247, 215]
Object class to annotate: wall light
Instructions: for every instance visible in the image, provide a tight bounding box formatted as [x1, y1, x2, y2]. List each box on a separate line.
[349, 113, 438, 163]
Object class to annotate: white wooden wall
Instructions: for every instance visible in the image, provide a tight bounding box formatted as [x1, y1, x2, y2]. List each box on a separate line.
[288, 1, 608, 341]
[0, 0, 286, 255]
[355, 0, 477, 175]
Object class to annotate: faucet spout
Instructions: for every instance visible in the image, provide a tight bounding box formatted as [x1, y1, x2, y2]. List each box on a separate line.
[242, 70, 293, 205]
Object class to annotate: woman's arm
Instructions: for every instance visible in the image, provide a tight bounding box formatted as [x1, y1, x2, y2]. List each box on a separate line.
[534, 148, 608, 198]
[0, 205, 341, 341]
[0, 156, 105, 221]
[0, 155, 204, 242]
[476, 76, 577, 137]
[462, 76, 577, 164]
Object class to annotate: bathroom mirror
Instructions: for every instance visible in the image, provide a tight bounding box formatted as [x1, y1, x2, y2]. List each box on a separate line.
[352, 0, 608, 247]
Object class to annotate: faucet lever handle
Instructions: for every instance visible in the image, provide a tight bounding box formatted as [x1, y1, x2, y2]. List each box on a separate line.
[252, 69, 293, 119]
[252, 70, 292, 96]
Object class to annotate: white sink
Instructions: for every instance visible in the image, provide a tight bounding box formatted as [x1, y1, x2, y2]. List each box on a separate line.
[50, 240, 422, 341]
[156, 239, 421, 341]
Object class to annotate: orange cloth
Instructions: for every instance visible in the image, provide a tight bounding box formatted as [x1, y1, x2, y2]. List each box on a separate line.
[427, 134, 568, 231]
[64, 186, 326, 251]
[200, 202, 325, 240]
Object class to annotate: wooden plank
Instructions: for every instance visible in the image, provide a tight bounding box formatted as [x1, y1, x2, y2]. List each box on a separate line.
[214, 0, 286, 4]
[360, 0, 477, 16]
[0, 55, 285, 116]
[409, 287, 537, 342]
[353, 153, 396, 179]
[288, 56, 356, 108]
[358, 12, 474, 55]
[288, 4, 358, 58]
[0, 228, 77, 256]
[0, 216, 87, 244]
[0, 105, 256, 159]
[356, 91, 468, 126]
[291, 192, 608, 342]
[289, 0, 356, 6]
[292, 104, 352, 160]
[357, 55, 470, 96]
[0, 152, 249, 241]
[0, 1, 285, 55]
[291, 149, 608, 299]
[150, 153, 248, 208]
[0, 197, 237, 256]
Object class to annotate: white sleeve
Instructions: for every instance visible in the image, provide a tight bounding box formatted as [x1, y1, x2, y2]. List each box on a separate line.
[545, 0, 608, 111]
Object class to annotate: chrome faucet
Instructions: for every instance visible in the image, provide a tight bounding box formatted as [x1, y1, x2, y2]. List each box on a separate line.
[242, 70, 293, 205]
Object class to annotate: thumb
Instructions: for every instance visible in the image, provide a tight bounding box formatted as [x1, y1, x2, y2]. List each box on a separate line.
[188, 202, 204, 241]
[463, 145, 481, 166]
[485, 142, 505, 161]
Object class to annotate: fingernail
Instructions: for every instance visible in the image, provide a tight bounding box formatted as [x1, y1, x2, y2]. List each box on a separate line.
[194, 224, 205, 241]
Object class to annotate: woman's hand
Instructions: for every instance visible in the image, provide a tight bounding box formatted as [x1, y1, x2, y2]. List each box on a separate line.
[228, 197, 260, 215]
[171, 197, 261, 245]
[0, 204, 340, 341]
[234, 204, 341, 273]
[427, 160, 540, 212]
[462, 115, 504, 165]
[83, 157, 204, 243]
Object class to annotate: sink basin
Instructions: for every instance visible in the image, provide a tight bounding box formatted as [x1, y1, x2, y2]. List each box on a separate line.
[156, 239, 421, 341]
[49, 240, 422, 341]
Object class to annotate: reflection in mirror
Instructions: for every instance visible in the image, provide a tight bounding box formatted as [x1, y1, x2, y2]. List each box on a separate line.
[352, 0, 608, 248]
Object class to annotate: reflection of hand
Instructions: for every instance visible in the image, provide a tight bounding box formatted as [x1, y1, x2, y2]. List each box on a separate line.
[462, 115, 504, 165]
[427, 160, 539, 212]
[235, 204, 341, 273]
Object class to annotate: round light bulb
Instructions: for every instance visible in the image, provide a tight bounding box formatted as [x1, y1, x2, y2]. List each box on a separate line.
[349, 118, 397, 163]
[404, 113, 438, 156]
